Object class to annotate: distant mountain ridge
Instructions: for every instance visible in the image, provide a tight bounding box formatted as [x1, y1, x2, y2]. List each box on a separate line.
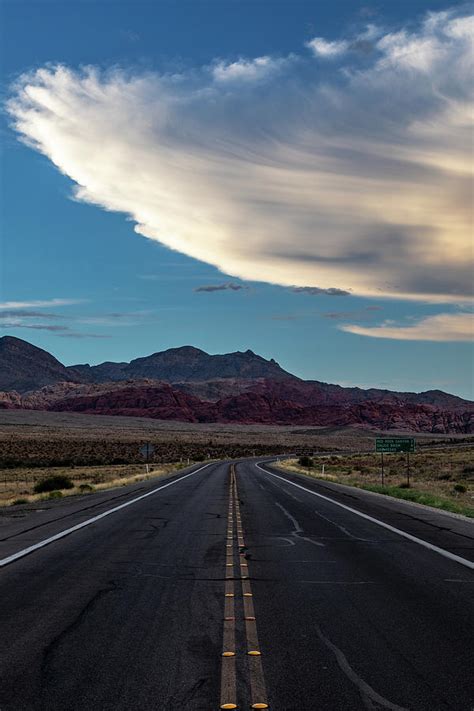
[0, 336, 472, 433]
[70, 345, 292, 383]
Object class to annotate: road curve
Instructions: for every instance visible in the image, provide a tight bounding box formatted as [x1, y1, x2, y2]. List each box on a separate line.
[0, 459, 472, 710]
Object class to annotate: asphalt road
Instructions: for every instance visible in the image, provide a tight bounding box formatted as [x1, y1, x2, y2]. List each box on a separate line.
[0, 459, 473, 710]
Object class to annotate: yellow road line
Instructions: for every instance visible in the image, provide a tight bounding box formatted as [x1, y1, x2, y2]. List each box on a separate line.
[220, 468, 237, 710]
[232, 464, 269, 710]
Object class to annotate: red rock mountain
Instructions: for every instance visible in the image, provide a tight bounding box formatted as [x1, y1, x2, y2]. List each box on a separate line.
[0, 336, 472, 433]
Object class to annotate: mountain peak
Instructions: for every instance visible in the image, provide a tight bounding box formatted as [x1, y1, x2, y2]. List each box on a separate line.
[120, 344, 292, 382]
[1, 335, 42, 350]
[0, 335, 61, 362]
[161, 345, 207, 356]
[0, 335, 83, 393]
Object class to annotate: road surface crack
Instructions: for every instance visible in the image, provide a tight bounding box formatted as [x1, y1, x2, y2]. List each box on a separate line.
[316, 624, 409, 710]
[40, 580, 120, 688]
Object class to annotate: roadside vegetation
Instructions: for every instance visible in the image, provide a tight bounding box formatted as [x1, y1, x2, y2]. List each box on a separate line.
[277, 448, 474, 518]
[0, 461, 193, 507]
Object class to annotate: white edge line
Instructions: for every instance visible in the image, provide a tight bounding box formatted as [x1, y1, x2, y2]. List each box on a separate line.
[255, 462, 474, 572]
[0, 463, 213, 568]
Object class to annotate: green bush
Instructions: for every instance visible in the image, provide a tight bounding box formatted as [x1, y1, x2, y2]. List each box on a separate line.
[298, 456, 314, 468]
[79, 483, 95, 493]
[48, 490, 63, 499]
[12, 498, 29, 505]
[34, 475, 74, 493]
[453, 483, 467, 493]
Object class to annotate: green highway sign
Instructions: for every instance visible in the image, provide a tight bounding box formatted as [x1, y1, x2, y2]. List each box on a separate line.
[375, 438, 415, 453]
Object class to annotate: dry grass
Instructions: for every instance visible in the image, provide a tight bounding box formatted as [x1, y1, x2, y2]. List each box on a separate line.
[277, 447, 474, 517]
[2, 410, 472, 510]
[0, 409, 468, 469]
[0, 462, 190, 507]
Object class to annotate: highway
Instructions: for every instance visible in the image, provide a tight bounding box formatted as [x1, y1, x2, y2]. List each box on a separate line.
[0, 459, 473, 710]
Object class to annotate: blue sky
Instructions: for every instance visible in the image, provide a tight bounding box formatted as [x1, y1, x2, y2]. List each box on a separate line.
[1, 0, 472, 398]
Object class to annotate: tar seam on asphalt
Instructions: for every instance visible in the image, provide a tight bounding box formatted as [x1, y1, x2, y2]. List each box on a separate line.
[274, 501, 325, 548]
[316, 625, 408, 711]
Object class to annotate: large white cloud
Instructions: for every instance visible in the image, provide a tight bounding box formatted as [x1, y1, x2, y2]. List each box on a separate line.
[7, 8, 473, 303]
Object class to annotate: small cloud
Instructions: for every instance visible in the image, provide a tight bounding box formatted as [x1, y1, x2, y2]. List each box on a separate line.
[194, 282, 248, 293]
[0, 323, 69, 332]
[0, 299, 83, 310]
[212, 56, 288, 83]
[340, 312, 473, 342]
[308, 25, 380, 59]
[292, 286, 350, 296]
[306, 37, 349, 58]
[0, 310, 63, 319]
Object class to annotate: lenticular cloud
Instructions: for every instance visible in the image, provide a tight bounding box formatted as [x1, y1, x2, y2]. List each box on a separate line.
[8, 9, 473, 303]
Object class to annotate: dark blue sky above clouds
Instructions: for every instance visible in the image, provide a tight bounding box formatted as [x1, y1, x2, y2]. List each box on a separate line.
[1, 0, 472, 397]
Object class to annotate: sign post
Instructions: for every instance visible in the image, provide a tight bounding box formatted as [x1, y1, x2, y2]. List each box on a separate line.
[375, 438, 415, 487]
[139, 442, 155, 474]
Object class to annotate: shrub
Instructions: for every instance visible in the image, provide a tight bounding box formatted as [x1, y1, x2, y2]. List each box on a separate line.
[48, 490, 63, 499]
[453, 483, 467, 493]
[398, 482, 410, 489]
[298, 456, 314, 468]
[12, 498, 29, 505]
[79, 483, 95, 493]
[34, 475, 74, 493]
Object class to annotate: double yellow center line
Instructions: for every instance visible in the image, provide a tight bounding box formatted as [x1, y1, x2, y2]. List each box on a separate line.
[220, 465, 269, 710]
